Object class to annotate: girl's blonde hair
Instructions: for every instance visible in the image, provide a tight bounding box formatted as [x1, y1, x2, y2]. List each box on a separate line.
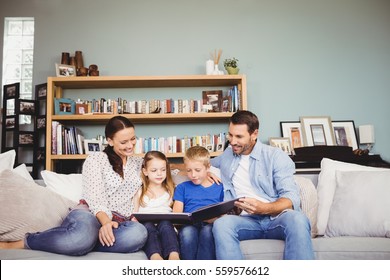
[140, 151, 174, 207]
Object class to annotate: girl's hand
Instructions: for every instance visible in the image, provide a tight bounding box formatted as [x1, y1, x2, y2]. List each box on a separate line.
[99, 221, 118, 247]
[207, 172, 222, 185]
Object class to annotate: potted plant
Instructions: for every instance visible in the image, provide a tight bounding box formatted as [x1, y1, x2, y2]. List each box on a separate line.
[223, 57, 239, 75]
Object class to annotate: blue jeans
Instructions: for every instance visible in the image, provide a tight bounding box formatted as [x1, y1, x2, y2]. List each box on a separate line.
[178, 222, 216, 260]
[142, 220, 179, 259]
[25, 209, 148, 256]
[212, 211, 314, 260]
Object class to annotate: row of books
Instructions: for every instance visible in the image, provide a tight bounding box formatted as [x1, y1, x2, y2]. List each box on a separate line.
[70, 85, 241, 115]
[134, 133, 227, 154]
[51, 121, 227, 155]
[51, 121, 85, 155]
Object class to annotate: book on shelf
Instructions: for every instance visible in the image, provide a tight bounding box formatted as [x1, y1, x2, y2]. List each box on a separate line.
[132, 197, 241, 224]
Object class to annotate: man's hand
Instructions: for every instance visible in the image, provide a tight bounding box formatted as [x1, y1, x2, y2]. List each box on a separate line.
[235, 197, 269, 215]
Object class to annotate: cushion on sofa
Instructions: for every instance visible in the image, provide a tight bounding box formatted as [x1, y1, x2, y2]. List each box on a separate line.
[316, 158, 388, 235]
[0, 170, 77, 242]
[41, 170, 82, 202]
[0, 150, 16, 172]
[325, 170, 390, 238]
[294, 176, 318, 237]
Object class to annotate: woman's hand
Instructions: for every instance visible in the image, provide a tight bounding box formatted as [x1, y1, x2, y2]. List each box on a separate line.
[99, 221, 119, 247]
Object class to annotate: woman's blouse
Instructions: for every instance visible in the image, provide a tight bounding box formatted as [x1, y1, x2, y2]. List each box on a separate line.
[138, 191, 172, 214]
[82, 152, 143, 220]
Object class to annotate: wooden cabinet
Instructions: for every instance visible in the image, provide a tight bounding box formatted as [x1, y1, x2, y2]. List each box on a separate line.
[45, 75, 247, 171]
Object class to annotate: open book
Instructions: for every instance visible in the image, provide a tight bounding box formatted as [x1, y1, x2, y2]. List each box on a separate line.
[132, 197, 241, 224]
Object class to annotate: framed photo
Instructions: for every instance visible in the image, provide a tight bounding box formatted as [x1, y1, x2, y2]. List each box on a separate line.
[54, 98, 75, 115]
[84, 139, 102, 154]
[269, 137, 293, 155]
[4, 82, 20, 99]
[55, 63, 76, 77]
[35, 83, 47, 100]
[19, 132, 34, 145]
[280, 121, 304, 149]
[221, 95, 231, 112]
[35, 148, 45, 162]
[19, 100, 36, 114]
[300, 116, 335, 146]
[332, 120, 358, 150]
[36, 116, 46, 130]
[202, 90, 223, 112]
[75, 103, 88, 115]
[5, 117, 15, 129]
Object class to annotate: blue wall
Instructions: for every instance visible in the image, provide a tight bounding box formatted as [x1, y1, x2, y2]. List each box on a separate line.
[1, 0, 389, 161]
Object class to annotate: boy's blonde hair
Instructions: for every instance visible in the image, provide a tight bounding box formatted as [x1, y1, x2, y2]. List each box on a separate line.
[183, 146, 210, 167]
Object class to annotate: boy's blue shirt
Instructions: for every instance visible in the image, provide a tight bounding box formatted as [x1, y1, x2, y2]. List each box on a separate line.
[173, 180, 224, 213]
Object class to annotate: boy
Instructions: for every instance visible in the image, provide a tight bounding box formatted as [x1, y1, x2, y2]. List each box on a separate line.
[172, 146, 223, 260]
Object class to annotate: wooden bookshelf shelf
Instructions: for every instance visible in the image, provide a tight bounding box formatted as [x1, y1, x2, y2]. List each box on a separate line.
[46, 75, 247, 171]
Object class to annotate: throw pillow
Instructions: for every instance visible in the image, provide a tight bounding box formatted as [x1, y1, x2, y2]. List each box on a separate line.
[41, 170, 83, 202]
[0, 150, 15, 172]
[294, 175, 318, 237]
[325, 170, 390, 238]
[0, 169, 77, 242]
[13, 164, 35, 182]
[316, 158, 387, 235]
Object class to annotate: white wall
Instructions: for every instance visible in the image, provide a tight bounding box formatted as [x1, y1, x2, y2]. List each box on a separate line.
[1, 0, 389, 161]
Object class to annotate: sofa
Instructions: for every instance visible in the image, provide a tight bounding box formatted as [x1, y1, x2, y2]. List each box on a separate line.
[1, 149, 389, 260]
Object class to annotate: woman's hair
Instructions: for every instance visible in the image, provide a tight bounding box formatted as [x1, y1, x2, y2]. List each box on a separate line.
[139, 151, 175, 207]
[230, 110, 259, 135]
[183, 145, 210, 167]
[103, 116, 135, 178]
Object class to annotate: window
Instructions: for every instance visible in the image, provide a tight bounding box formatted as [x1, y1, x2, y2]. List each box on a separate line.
[2, 17, 35, 99]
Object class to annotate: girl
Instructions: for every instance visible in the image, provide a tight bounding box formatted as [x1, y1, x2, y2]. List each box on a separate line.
[134, 151, 180, 260]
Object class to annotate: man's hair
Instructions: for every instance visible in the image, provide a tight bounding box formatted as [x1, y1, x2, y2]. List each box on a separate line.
[183, 145, 210, 167]
[230, 110, 259, 134]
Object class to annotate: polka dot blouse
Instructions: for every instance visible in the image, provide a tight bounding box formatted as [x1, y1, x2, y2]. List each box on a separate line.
[82, 152, 143, 220]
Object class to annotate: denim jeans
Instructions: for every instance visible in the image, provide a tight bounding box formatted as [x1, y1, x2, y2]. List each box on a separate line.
[212, 210, 315, 260]
[142, 220, 180, 259]
[178, 222, 216, 260]
[25, 209, 148, 256]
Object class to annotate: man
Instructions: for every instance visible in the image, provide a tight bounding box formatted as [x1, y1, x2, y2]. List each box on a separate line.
[211, 110, 314, 260]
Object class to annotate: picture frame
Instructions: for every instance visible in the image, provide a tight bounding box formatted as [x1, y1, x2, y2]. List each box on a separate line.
[5, 117, 15, 129]
[75, 103, 88, 115]
[19, 100, 36, 115]
[35, 148, 45, 162]
[202, 90, 223, 112]
[55, 63, 76, 77]
[84, 139, 102, 154]
[221, 95, 232, 112]
[4, 82, 20, 99]
[35, 83, 47, 100]
[280, 121, 304, 149]
[36, 116, 46, 130]
[269, 137, 293, 155]
[54, 98, 75, 115]
[300, 116, 335, 146]
[19, 132, 34, 145]
[332, 120, 358, 150]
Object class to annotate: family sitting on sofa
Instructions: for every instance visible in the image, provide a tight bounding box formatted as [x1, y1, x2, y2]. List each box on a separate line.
[0, 111, 316, 259]
[5, 111, 390, 259]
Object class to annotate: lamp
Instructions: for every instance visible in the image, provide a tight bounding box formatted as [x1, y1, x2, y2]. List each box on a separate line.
[359, 125, 375, 152]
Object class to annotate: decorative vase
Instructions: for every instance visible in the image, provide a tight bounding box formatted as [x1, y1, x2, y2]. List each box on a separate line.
[226, 66, 239, 75]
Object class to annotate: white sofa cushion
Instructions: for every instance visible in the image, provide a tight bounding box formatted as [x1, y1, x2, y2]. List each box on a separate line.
[41, 170, 82, 203]
[325, 170, 390, 238]
[316, 158, 387, 235]
[0, 150, 15, 172]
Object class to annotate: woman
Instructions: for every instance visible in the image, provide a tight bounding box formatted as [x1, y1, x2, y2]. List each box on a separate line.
[0, 116, 147, 255]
